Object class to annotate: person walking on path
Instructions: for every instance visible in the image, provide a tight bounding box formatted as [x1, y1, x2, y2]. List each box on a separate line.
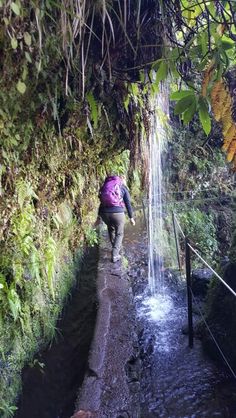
[97, 175, 135, 262]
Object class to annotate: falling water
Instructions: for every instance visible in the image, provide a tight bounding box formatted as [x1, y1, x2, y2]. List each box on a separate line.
[148, 88, 169, 295]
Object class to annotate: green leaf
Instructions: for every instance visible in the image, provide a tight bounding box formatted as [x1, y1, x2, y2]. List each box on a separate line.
[124, 95, 130, 112]
[8, 288, 21, 321]
[139, 70, 145, 83]
[155, 61, 168, 85]
[200, 32, 208, 56]
[183, 99, 197, 124]
[11, 2, 20, 15]
[24, 32, 32, 46]
[22, 66, 28, 81]
[221, 40, 235, 51]
[208, 2, 216, 16]
[198, 97, 211, 135]
[174, 95, 195, 115]
[25, 51, 32, 63]
[170, 90, 195, 101]
[3, 17, 9, 25]
[130, 82, 139, 97]
[17, 80, 26, 94]
[11, 37, 18, 49]
[86, 91, 98, 129]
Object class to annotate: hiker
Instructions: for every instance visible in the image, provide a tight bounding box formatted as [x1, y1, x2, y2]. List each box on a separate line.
[97, 175, 135, 262]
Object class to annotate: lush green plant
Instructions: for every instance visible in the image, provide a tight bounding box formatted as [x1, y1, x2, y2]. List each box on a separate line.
[179, 208, 218, 263]
[0, 401, 18, 418]
[84, 227, 99, 247]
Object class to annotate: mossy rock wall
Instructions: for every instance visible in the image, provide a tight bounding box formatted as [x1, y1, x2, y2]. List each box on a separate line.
[0, 86, 141, 415]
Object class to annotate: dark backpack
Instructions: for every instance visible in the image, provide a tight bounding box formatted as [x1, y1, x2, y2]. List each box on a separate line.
[99, 176, 125, 207]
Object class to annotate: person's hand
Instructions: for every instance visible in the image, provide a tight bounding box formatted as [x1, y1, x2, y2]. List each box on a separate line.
[130, 218, 135, 226]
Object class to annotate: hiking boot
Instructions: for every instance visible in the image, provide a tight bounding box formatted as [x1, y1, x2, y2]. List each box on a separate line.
[112, 255, 122, 263]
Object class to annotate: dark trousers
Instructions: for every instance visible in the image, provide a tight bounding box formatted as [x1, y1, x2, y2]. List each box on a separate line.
[100, 212, 125, 257]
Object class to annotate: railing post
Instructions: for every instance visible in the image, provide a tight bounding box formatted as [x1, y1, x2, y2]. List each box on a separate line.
[172, 211, 181, 273]
[185, 237, 194, 348]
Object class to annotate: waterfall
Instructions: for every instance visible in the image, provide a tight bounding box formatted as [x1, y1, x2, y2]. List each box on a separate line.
[148, 88, 169, 295]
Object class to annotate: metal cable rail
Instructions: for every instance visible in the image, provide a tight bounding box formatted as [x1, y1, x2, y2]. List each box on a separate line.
[136, 192, 234, 218]
[172, 211, 236, 379]
[173, 212, 236, 297]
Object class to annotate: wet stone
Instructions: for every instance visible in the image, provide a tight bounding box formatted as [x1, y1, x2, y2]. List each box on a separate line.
[192, 268, 213, 296]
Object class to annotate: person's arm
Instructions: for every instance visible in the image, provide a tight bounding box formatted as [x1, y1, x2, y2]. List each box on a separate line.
[122, 186, 135, 225]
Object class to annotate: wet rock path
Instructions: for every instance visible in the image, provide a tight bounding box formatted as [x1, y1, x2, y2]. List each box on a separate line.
[74, 226, 142, 418]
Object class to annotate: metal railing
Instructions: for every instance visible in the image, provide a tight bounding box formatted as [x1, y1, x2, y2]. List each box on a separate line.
[172, 211, 236, 379]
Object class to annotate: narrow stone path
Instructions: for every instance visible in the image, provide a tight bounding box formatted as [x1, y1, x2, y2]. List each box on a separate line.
[74, 230, 140, 418]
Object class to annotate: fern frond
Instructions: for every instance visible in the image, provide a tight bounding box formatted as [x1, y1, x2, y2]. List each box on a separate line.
[222, 122, 236, 141]
[211, 80, 227, 121]
[221, 112, 232, 136]
[222, 136, 234, 152]
[221, 97, 232, 120]
[211, 79, 236, 169]
[234, 155, 236, 169]
[201, 60, 215, 97]
[227, 139, 236, 162]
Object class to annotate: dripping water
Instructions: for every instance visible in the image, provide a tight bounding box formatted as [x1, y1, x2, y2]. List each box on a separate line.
[145, 86, 174, 324]
[148, 89, 168, 295]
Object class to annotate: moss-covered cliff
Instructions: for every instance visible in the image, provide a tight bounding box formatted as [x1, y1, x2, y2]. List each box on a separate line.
[0, 2, 162, 413]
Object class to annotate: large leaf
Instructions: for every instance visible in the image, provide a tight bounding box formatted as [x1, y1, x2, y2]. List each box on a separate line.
[11, 37, 18, 49]
[170, 90, 195, 101]
[155, 61, 168, 85]
[174, 95, 196, 115]
[183, 99, 197, 124]
[17, 80, 26, 94]
[198, 97, 211, 135]
[200, 32, 208, 56]
[24, 32, 32, 46]
[86, 91, 98, 129]
[11, 2, 20, 15]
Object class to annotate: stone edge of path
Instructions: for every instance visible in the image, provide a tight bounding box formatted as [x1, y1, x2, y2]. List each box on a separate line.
[71, 233, 140, 418]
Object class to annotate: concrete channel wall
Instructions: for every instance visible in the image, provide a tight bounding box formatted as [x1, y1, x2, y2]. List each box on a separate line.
[71, 235, 140, 418]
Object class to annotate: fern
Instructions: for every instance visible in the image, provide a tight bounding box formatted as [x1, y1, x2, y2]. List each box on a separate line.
[8, 286, 22, 322]
[86, 91, 99, 129]
[201, 60, 215, 97]
[211, 79, 236, 167]
[16, 180, 38, 210]
[30, 247, 41, 285]
[44, 236, 57, 300]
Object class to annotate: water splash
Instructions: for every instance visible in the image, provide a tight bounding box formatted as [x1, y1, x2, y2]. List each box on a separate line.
[148, 88, 169, 295]
[139, 294, 173, 322]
